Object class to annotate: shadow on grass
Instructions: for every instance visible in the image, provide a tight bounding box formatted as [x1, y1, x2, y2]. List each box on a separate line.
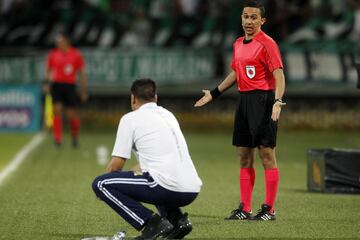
[283, 187, 308, 194]
[51, 232, 341, 240]
[284, 188, 359, 196]
[190, 213, 220, 219]
[185, 238, 359, 240]
[49, 232, 110, 239]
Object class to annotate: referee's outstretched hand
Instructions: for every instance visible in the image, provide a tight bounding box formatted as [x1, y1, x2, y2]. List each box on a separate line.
[271, 101, 286, 121]
[194, 90, 213, 107]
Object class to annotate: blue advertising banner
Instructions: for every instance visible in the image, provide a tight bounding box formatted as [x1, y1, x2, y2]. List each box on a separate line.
[0, 85, 41, 132]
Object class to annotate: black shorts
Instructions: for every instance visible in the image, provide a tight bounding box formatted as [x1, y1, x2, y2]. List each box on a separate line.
[232, 90, 277, 148]
[51, 82, 78, 107]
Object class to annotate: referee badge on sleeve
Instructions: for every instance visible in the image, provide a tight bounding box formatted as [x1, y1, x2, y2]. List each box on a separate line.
[246, 66, 256, 79]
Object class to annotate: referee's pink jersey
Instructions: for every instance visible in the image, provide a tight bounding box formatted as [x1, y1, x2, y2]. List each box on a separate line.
[231, 31, 283, 92]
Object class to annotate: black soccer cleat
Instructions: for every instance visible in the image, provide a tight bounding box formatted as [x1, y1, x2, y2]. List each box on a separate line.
[54, 140, 62, 148]
[165, 212, 193, 239]
[254, 204, 276, 221]
[224, 203, 254, 220]
[72, 138, 79, 148]
[136, 213, 174, 240]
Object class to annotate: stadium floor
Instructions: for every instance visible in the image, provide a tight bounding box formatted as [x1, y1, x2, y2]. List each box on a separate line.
[0, 130, 360, 239]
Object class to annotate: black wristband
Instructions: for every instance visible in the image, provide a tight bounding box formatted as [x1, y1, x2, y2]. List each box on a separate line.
[210, 87, 222, 99]
[274, 98, 283, 103]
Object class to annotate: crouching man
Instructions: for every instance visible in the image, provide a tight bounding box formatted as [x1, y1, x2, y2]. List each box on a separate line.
[92, 78, 202, 240]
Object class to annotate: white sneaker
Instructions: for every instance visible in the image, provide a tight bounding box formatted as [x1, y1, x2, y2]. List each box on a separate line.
[111, 231, 126, 240]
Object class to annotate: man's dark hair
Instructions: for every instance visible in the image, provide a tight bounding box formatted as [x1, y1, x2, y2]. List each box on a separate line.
[56, 31, 71, 43]
[131, 78, 157, 101]
[243, 0, 266, 18]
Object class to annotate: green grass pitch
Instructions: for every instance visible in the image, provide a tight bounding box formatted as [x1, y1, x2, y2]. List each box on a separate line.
[0, 129, 360, 239]
[0, 133, 33, 170]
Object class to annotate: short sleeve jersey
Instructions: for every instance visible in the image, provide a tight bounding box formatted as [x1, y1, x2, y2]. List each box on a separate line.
[112, 103, 202, 193]
[46, 47, 85, 84]
[231, 31, 283, 92]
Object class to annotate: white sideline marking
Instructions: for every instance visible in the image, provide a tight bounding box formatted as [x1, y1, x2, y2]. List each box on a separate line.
[0, 132, 45, 186]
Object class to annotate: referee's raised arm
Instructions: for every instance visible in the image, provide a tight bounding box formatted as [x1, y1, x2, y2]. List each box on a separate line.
[194, 70, 237, 107]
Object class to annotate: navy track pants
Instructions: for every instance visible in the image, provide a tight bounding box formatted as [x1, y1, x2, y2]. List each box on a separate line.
[92, 171, 198, 230]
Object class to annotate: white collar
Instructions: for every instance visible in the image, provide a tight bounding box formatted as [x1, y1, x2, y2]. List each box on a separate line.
[138, 102, 157, 109]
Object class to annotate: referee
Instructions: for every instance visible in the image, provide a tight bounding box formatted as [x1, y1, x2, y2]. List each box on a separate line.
[44, 32, 88, 147]
[92, 79, 202, 239]
[195, 0, 285, 221]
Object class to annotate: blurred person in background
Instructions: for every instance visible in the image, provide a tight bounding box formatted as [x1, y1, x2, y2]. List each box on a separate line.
[148, 0, 175, 45]
[348, 0, 360, 43]
[44, 32, 88, 148]
[262, 0, 312, 42]
[195, 0, 285, 221]
[120, 7, 152, 47]
[92, 78, 202, 240]
[165, 0, 202, 46]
